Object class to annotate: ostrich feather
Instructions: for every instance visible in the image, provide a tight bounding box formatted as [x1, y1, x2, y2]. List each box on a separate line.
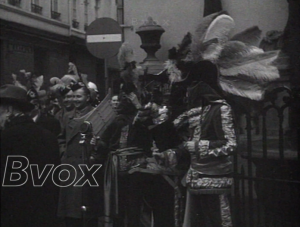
[18, 70, 31, 88]
[61, 74, 79, 86]
[50, 84, 67, 97]
[201, 42, 223, 62]
[219, 41, 264, 62]
[203, 14, 235, 44]
[219, 77, 266, 101]
[164, 59, 183, 83]
[50, 77, 63, 85]
[193, 11, 226, 41]
[230, 26, 262, 46]
[118, 42, 135, 69]
[220, 56, 280, 83]
[11, 74, 27, 91]
[33, 75, 44, 91]
[191, 14, 234, 62]
[68, 62, 79, 76]
[219, 50, 279, 68]
[191, 38, 220, 62]
[177, 32, 192, 57]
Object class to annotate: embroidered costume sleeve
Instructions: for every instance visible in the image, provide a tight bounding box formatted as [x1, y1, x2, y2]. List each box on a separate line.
[173, 107, 203, 129]
[198, 104, 236, 158]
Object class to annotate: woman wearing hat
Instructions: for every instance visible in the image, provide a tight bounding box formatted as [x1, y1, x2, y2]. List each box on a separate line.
[0, 84, 60, 227]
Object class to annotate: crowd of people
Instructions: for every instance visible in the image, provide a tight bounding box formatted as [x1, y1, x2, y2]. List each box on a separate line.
[1, 11, 284, 227]
[0, 56, 237, 227]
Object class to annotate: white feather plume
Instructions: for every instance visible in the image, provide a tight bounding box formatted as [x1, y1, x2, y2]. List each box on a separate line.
[191, 14, 235, 62]
[11, 73, 27, 91]
[34, 75, 44, 91]
[219, 77, 266, 101]
[203, 14, 235, 44]
[118, 42, 135, 69]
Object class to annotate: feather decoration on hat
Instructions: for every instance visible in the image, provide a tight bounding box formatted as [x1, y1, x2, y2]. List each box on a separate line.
[11, 73, 27, 91]
[164, 12, 288, 101]
[191, 12, 235, 62]
[68, 62, 79, 76]
[49, 83, 70, 97]
[50, 77, 64, 85]
[17, 70, 44, 91]
[117, 42, 143, 89]
[12, 70, 47, 103]
[34, 75, 44, 91]
[118, 42, 135, 70]
[230, 26, 262, 47]
[218, 42, 280, 82]
[12, 70, 44, 92]
[219, 76, 267, 101]
[164, 33, 193, 83]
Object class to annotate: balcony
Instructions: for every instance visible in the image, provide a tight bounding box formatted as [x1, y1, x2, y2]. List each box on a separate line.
[72, 19, 79, 29]
[8, 0, 21, 7]
[31, 3, 42, 15]
[51, 10, 61, 20]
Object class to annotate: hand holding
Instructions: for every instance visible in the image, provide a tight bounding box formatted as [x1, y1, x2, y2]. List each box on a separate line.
[184, 141, 196, 153]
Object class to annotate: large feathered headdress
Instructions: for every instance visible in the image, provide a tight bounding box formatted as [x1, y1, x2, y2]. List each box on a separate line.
[165, 11, 287, 101]
[117, 42, 144, 92]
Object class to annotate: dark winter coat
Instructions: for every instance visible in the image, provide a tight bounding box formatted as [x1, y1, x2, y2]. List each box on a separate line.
[1, 115, 60, 227]
[57, 106, 104, 219]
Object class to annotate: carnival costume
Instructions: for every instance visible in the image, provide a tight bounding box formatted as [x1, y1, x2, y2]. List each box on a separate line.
[158, 11, 285, 227]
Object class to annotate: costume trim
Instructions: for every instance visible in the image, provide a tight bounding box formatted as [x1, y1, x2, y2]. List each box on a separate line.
[220, 194, 233, 227]
[207, 104, 236, 157]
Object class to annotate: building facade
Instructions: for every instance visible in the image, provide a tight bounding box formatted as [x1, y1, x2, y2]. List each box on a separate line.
[0, 0, 123, 98]
[0, 0, 290, 95]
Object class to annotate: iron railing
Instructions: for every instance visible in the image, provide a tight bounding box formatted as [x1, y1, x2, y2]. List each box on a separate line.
[232, 86, 300, 227]
[72, 19, 79, 29]
[31, 3, 42, 14]
[51, 10, 61, 20]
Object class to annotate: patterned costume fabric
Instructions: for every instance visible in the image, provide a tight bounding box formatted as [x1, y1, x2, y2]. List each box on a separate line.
[173, 96, 236, 227]
[174, 100, 236, 179]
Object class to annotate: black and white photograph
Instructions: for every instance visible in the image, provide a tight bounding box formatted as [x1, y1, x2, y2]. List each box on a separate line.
[1, 0, 299, 226]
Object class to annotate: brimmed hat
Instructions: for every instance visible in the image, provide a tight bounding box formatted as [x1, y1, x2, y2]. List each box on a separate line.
[0, 84, 34, 111]
[172, 60, 222, 93]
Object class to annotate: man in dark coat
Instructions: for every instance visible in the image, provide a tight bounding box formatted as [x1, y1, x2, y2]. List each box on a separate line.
[57, 83, 103, 227]
[0, 84, 60, 227]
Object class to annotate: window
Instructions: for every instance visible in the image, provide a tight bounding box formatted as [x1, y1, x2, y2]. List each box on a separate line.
[72, 0, 77, 20]
[95, 0, 100, 19]
[84, 0, 89, 30]
[51, 0, 60, 20]
[51, 0, 58, 12]
[8, 0, 21, 7]
[116, 0, 123, 25]
[72, 0, 79, 28]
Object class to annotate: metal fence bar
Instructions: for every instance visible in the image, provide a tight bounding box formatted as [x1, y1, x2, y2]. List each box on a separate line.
[233, 87, 300, 226]
[245, 114, 254, 227]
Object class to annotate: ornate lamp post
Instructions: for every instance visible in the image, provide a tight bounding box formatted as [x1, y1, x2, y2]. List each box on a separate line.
[136, 17, 165, 74]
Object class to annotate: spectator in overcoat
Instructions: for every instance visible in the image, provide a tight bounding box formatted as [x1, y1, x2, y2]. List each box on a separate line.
[0, 84, 60, 227]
